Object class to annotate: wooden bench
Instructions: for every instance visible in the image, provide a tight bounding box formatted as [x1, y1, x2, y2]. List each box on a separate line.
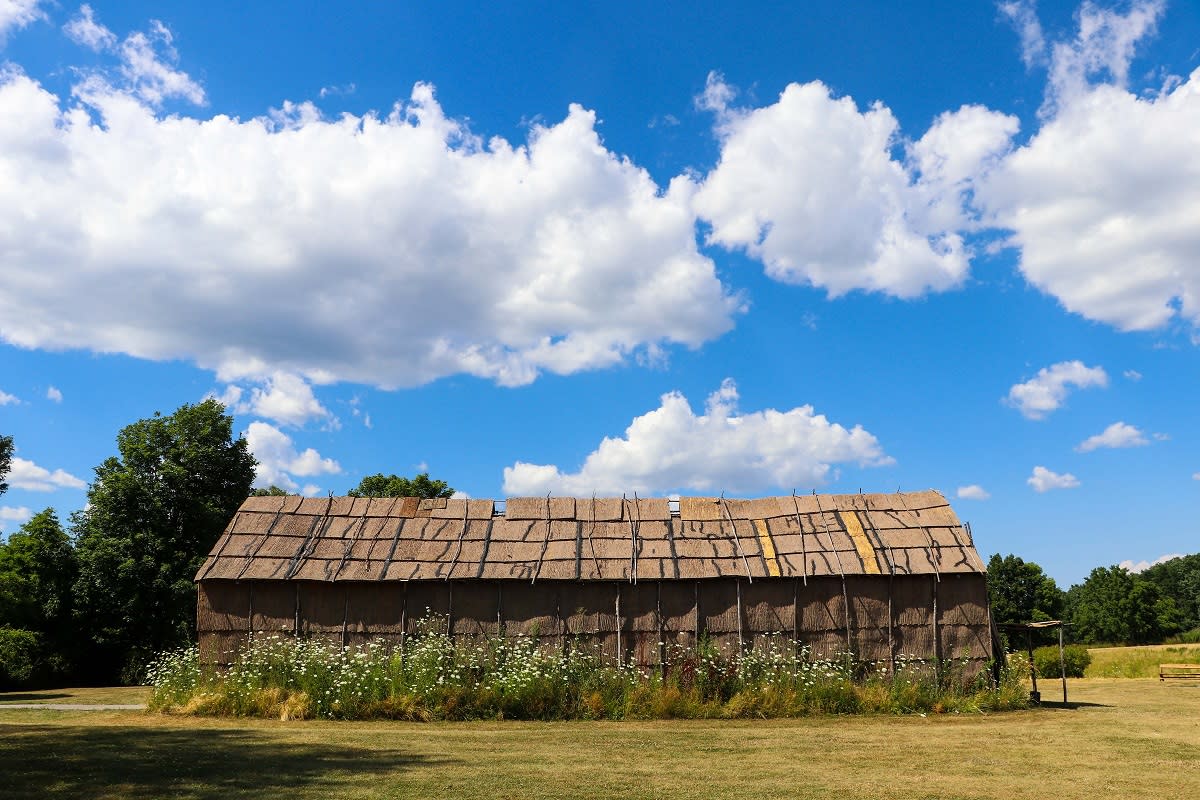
[1159, 663, 1200, 681]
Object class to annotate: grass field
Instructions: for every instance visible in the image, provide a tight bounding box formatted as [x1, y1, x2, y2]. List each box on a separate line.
[2, 677, 1198, 799]
[1086, 642, 1200, 678]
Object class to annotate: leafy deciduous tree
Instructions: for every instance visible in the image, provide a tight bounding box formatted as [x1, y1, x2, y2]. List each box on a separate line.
[0, 509, 77, 682]
[250, 485, 292, 497]
[986, 553, 1065, 626]
[348, 472, 453, 499]
[72, 400, 256, 681]
[1067, 565, 1183, 644]
[0, 433, 12, 497]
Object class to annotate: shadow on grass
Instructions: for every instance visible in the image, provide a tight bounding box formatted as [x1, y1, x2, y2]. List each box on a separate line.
[0, 722, 445, 799]
[0, 692, 71, 702]
[1037, 700, 1112, 709]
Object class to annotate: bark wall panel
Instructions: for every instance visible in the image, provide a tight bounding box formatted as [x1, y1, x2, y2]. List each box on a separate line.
[347, 584, 405, 634]
[250, 583, 295, 633]
[197, 582, 250, 632]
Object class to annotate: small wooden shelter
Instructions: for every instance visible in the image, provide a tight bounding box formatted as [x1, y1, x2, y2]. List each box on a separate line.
[196, 490, 994, 672]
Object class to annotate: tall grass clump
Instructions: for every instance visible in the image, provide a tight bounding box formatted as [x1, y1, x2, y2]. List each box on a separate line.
[149, 617, 1027, 721]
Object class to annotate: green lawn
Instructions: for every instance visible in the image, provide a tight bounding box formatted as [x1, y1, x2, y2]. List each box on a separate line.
[2, 678, 1198, 799]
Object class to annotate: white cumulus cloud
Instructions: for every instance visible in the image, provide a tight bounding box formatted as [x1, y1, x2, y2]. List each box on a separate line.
[956, 485, 990, 501]
[244, 421, 340, 492]
[1027, 465, 1080, 493]
[0, 0, 42, 45]
[1119, 553, 1182, 573]
[62, 4, 116, 51]
[981, 2, 1200, 334]
[0, 64, 740, 389]
[7, 456, 87, 491]
[217, 372, 337, 429]
[0, 504, 32, 531]
[45, 385, 62, 403]
[0, 388, 18, 405]
[1076, 421, 1149, 453]
[1005, 360, 1108, 419]
[999, 0, 1047, 69]
[693, 72, 1016, 299]
[502, 379, 892, 496]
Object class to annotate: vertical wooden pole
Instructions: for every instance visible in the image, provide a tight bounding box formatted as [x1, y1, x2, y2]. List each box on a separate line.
[887, 578, 895, 675]
[447, 580, 454, 638]
[341, 585, 349, 649]
[294, 583, 301, 637]
[933, 575, 941, 684]
[1059, 625, 1068, 704]
[736, 579, 744, 654]
[694, 580, 701, 650]
[400, 581, 408, 660]
[657, 582, 665, 678]
[615, 584, 622, 668]
[792, 578, 800, 652]
[1027, 631, 1039, 702]
[496, 581, 503, 635]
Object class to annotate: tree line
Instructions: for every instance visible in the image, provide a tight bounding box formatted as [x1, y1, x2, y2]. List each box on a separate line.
[986, 553, 1200, 645]
[0, 400, 451, 688]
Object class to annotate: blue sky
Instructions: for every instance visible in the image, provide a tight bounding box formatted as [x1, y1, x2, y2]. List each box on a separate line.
[1, 0, 1198, 587]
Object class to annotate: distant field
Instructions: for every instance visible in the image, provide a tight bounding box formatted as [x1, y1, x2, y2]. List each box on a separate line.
[1086, 642, 1200, 678]
[2, 678, 1198, 799]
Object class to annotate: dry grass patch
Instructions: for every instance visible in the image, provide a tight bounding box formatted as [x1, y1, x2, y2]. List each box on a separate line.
[1, 678, 1198, 799]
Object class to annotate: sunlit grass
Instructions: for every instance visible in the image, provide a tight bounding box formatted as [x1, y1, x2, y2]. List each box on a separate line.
[3, 679, 1198, 799]
[1085, 642, 1200, 678]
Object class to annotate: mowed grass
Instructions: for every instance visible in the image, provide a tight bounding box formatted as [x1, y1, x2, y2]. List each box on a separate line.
[1085, 642, 1200, 678]
[1, 678, 1198, 799]
[0, 686, 151, 705]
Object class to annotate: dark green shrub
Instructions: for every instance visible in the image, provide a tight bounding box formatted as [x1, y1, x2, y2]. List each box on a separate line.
[0, 627, 42, 688]
[1033, 644, 1091, 678]
[1165, 628, 1200, 645]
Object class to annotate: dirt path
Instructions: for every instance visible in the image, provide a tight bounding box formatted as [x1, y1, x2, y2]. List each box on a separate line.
[0, 704, 145, 710]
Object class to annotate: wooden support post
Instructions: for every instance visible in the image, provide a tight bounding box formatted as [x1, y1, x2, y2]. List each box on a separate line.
[294, 583, 301, 637]
[792, 578, 800, 651]
[400, 581, 408, 660]
[615, 584, 623, 668]
[248, 583, 254, 639]
[341, 585, 349, 649]
[496, 581, 503, 636]
[736, 579, 744, 654]
[1059, 625, 1068, 705]
[933, 575, 941, 684]
[1027, 631, 1039, 703]
[657, 581, 665, 678]
[447, 580, 454, 638]
[694, 581, 701, 650]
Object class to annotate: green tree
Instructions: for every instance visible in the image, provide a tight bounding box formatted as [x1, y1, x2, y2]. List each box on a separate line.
[250, 485, 292, 497]
[0, 509, 77, 682]
[986, 553, 1065, 626]
[0, 433, 12, 497]
[1067, 565, 1183, 644]
[348, 472, 453, 499]
[1140, 554, 1200, 633]
[72, 400, 256, 681]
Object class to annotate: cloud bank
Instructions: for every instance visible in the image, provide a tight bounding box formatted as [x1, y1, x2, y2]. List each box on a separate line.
[503, 379, 892, 496]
